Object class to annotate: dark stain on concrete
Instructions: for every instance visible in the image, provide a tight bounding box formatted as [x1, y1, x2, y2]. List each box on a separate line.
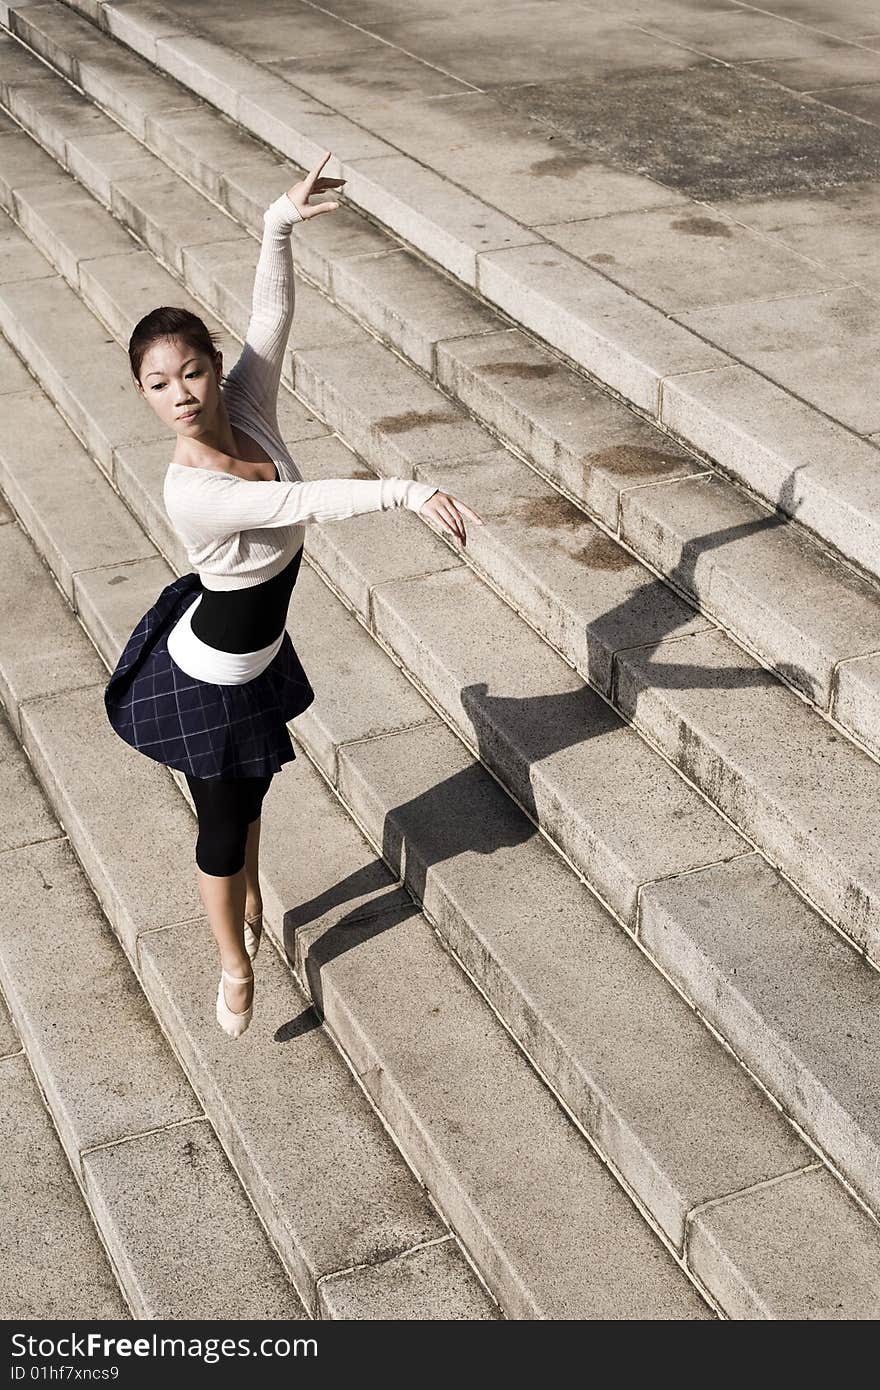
[588, 443, 689, 479]
[107, 574, 128, 585]
[515, 494, 635, 567]
[515, 492, 586, 530]
[576, 534, 636, 571]
[670, 215, 734, 238]
[374, 409, 461, 433]
[495, 63, 880, 199]
[588, 252, 617, 264]
[480, 360, 558, 380]
[350, 468, 375, 479]
[529, 152, 596, 178]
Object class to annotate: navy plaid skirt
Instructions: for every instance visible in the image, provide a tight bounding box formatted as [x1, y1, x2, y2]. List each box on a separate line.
[103, 569, 316, 779]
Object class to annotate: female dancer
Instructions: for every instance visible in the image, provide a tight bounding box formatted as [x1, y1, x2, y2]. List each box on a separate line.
[104, 150, 483, 1039]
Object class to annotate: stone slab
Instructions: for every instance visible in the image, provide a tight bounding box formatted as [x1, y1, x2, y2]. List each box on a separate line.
[0, 331, 34, 393]
[0, 216, 56, 284]
[435, 326, 709, 529]
[104, 0, 189, 64]
[292, 862, 711, 1319]
[317, 1239, 501, 1320]
[0, 837, 202, 1163]
[638, 7, 872, 62]
[10, 1, 126, 81]
[15, 182, 135, 290]
[713, 181, 880, 298]
[0, 388, 156, 601]
[138, 911, 453, 1315]
[0, 522, 106, 738]
[0, 130, 68, 212]
[66, 128, 165, 207]
[0, 705, 60, 854]
[619, 471, 880, 711]
[640, 853, 880, 1217]
[537, 204, 845, 312]
[505, 62, 880, 200]
[0, 986, 18, 1059]
[477, 240, 729, 415]
[614, 629, 880, 961]
[0, 268, 168, 474]
[368, 565, 744, 924]
[343, 152, 538, 287]
[143, 104, 289, 206]
[329, 247, 500, 375]
[689, 1167, 880, 1319]
[332, 719, 810, 1251]
[293, 336, 494, 471]
[82, 1118, 307, 1320]
[750, 47, 880, 93]
[77, 247, 212, 349]
[7, 76, 116, 167]
[110, 171, 248, 274]
[290, 84, 689, 227]
[661, 363, 880, 582]
[679, 286, 880, 436]
[411, 447, 710, 694]
[0, 1052, 129, 1318]
[834, 651, 880, 758]
[19, 683, 203, 957]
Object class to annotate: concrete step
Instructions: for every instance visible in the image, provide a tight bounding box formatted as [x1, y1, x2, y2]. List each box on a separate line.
[3, 18, 880, 774]
[21, 0, 880, 602]
[0, 760, 129, 1319]
[1, 187, 880, 1318]
[0, 516, 501, 1321]
[0, 414, 714, 1323]
[3, 52, 880, 975]
[0, 694, 307, 1318]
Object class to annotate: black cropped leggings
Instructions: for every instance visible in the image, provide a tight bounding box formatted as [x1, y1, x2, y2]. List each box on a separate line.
[185, 772, 274, 877]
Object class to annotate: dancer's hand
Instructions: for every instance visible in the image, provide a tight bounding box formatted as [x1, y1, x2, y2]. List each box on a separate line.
[420, 490, 485, 546]
[287, 150, 345, 219]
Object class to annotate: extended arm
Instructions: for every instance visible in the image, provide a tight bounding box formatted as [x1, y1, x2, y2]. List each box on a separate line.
[167, 469, 439, 543]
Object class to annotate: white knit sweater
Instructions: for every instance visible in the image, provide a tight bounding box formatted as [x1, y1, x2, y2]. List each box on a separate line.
[162, 191, 439, 591]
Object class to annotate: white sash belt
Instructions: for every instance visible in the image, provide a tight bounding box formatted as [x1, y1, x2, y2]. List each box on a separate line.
[166, 594, 284, 685]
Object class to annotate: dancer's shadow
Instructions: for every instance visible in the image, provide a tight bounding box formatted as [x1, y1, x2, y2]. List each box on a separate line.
[285, 466, 812, 1017]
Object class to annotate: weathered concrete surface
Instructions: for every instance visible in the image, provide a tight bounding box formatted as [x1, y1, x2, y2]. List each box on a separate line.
[640, 854, 880, 1216]
[834, 652, 880, 758]
[679, 287, 880, 436]
[614, 630, 880, 960]
[688, 1167, 880, 1319]
[9, 11, 880, 773]
[0, 521, 107, 738]
[0, 703, 61, 853]
[0, 1052, 129, 1318]
[82, 1119, 308, 1320]
[138, 913, 464, 1317]
[619, 471, 880, 709]
[0, 837, 203, 1165]
[317, 1240, 501, 1321]
[5, 2, 878, 1312]
[38, 0, 880, 587]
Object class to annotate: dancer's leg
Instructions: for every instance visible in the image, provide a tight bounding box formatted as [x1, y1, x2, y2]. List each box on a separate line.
[186, 774, 261, 1015]
[242, 774, 273, 926]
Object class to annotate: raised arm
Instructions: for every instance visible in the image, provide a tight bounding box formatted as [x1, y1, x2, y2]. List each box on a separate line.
[223, 153, 344, 433]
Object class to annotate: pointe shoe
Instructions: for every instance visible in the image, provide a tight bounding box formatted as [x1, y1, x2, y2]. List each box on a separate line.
[243, 910, 263, 961]
[216, 966, 254, 1038]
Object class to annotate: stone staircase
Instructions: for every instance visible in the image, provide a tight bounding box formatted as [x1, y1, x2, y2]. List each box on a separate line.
[1, 0, 879, 1318]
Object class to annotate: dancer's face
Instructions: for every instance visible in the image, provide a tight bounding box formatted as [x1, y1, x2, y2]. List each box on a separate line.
[136, 336, 223, 437]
